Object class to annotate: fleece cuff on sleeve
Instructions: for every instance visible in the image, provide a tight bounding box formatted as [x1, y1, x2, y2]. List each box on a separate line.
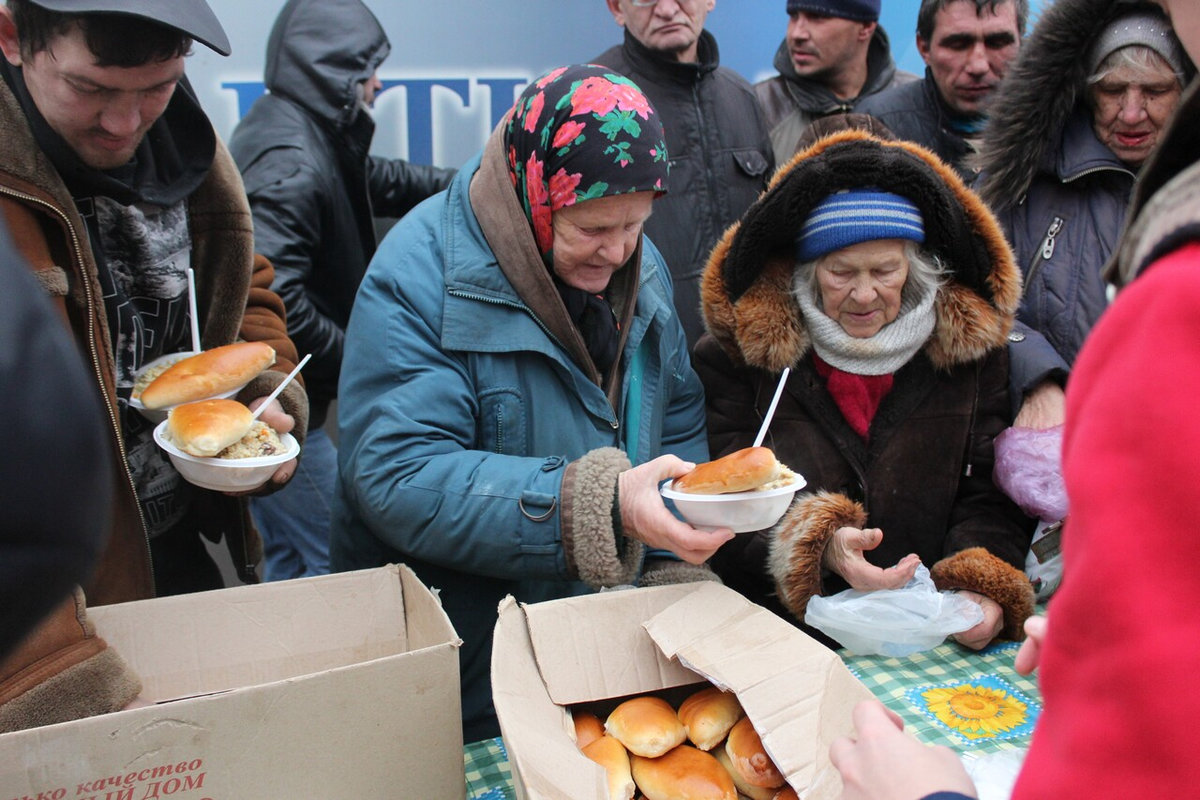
[639, 560, 723, 587]
[563, 447, 644, 589]
[767, 491, 866, 623]
[931, 547, 1036, 641]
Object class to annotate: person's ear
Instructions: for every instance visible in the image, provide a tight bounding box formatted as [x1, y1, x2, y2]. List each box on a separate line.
[916, 33, 931, 64]
[0, 6, 25, 67]
[606, 0, 627, 27]
[860, 21, 877, 43]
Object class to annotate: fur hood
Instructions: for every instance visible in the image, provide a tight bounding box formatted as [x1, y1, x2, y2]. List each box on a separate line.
[699, 129, 1021, 373]
[975, 0, 1189, 210]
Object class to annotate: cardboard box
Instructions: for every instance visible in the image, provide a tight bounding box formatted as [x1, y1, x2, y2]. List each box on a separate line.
[492, 582, 874, 800]
[0, 565, 464, 799]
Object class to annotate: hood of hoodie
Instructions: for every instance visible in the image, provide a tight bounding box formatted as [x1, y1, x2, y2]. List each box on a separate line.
[263, 0, 390, 131]
[975, 0, 1193, 211]
[772, 24, 900, 111]
[700, 129, 1021, 373]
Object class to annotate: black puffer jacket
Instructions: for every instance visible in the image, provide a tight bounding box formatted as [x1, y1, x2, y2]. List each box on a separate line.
[695, 130, 1035, 643]
[856, 69, 978, 181]
[229, 0, 455, 427]
[593, 30, 774, 348]
[974, 0, 1192, 395]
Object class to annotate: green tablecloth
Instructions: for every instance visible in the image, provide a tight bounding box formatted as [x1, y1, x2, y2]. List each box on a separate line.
[464, 639, 1041, 799]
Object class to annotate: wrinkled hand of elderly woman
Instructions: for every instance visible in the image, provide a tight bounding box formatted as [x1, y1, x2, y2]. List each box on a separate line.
[950, 589, 1005, 650]
[822, 526, 921, 591]
[618, 455, 735, 564]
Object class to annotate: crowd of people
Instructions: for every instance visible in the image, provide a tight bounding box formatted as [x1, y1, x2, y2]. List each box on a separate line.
[2, 0, 1198, 793]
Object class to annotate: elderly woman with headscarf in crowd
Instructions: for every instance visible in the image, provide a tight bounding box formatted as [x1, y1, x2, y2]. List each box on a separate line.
[975, 0, 1191, 430]
[694, 128, 1036, 652]
[331, 65, 729, 742]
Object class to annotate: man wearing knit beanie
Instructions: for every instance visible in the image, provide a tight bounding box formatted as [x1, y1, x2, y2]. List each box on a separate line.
[593, 0, 773, 350]
[857, 0, 1026, 182]
[755, 0, 917, 163]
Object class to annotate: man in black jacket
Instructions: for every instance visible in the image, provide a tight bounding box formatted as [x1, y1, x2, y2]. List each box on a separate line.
[755, 0, 917, 163]
[856, 0, 1025, 180]
[593, 0, 774, 349]
[228, 0, 454, 581]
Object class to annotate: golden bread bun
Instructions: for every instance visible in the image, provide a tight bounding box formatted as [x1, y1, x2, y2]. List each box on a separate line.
[772, 787, 799, 800]
[141, 341, 276, 409]
[581, 734, 636, 800]
[725, 717, 785, 789]
[574, 710, 606, 750]
[674, 447, 781, 495]
[606, 697, 687, 758]
[677, 686, 745, 751]
[166, 398, 254, 457]
[630, 745, 736, 800]
[712, 746, 776, 800]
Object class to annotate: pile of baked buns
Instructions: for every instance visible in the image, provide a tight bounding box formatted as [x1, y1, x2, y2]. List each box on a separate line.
[573, 687, 794, 800]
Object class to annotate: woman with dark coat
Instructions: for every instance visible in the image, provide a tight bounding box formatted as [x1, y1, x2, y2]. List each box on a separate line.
[974, 0, 1189, 428]
[694, 128, 1035, 650]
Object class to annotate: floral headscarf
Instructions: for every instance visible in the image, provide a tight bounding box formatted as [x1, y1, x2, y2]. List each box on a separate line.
[504, 64, 670, 258]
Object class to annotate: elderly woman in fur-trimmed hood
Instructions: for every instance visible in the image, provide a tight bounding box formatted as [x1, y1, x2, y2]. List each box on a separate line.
[695, 129, 1036, 649]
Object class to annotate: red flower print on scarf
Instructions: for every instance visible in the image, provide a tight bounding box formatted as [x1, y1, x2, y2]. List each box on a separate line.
[552, 120, 587, 150]
[525, 154, 553, 253]
[524, 92, 545, 134]
[549, 169, 582, 210]
[536, 66, 568, 89]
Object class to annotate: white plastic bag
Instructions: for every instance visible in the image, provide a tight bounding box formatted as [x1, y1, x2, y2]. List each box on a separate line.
[804, 564, 984, 656]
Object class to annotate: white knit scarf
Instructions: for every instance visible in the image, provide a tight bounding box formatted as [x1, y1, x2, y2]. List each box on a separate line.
[794, 277, 938, 376]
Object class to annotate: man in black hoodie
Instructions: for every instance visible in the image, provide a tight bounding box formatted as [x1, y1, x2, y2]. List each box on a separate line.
[756, 0, 917, 163]
[593, 0, 774, 349]
[228, 0, 454, 581]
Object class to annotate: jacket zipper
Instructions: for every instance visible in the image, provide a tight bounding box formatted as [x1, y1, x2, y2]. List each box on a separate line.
[0, 185, 155, 589]
[1024, 215, 1064, 295]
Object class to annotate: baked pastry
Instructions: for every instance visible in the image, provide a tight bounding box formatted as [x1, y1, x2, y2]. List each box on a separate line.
[725, 717, 785, 789]
[606, 696, 687, 758]
[140, 341, 275, 409]
[713, 745, 776, 800]
[674, 447, 794, 494]
[574, 709, 606, 750]
[630, 745, 736, 800]
[581, 734, 636, 800]
[677, 686, 745, 751]
[165, 398, 253, 458]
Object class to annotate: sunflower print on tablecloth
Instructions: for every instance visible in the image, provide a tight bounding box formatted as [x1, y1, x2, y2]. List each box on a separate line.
[906, 675, 1040, 745]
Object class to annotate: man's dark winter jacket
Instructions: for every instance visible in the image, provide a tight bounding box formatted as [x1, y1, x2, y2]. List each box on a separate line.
[856, 69, 978, 181]
[755, 25, 917, 163]
[229, 0, 455, 427]
[593, 29, 774, 348]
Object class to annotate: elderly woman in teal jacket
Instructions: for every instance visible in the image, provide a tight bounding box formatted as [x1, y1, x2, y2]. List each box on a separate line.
[331, 65, 729, 742]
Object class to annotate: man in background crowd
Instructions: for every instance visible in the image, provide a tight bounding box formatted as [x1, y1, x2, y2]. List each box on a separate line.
[593, 0, 774, 348]
[229, 0, 454, 581]
[756, 0, 917, 162]
[857, 0, 1025, 180]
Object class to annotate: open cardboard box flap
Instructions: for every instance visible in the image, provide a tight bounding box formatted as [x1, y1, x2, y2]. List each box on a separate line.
[494, 582, 874, 800]
[643, 582, 874, 798]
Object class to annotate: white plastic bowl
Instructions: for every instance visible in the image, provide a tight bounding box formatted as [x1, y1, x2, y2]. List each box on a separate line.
[129, 351, 245, 423]
[153, 420, 299, 492]
[661, 474, 807, 533]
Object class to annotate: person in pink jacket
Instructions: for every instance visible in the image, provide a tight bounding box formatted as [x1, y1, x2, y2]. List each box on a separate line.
[828, 0, 1200, 797]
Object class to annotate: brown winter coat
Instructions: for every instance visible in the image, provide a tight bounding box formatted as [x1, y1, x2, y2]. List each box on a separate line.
[694, 130, 1035, 642]
[0, 78, 308, 606]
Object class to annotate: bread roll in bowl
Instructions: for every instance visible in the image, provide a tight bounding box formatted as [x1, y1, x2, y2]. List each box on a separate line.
[166, 398, 254, 458]
[581, 734, 636, 800]
[606, 697, 687, 758]
[677, 686, 744, 751]
[574, 710, 606, 750]
[725, 717, 785, 789]
[674, 447, 789, 495]
[140, 341, 276, 409]
[630, 745, 736, 800]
